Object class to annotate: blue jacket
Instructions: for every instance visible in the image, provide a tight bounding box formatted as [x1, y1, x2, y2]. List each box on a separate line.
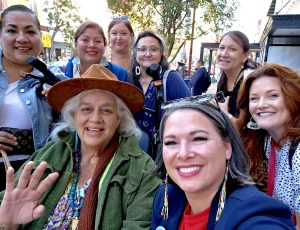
[0, 50, 66, 150]
[151, 183, 294, 230]
[190, 66, 211, 95]
[64, 57, 130, 83]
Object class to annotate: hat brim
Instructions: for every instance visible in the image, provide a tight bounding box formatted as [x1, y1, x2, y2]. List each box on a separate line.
[47, 78, 145, 114]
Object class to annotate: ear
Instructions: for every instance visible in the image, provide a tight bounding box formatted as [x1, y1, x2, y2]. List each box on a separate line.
[224, 140, 232, 160]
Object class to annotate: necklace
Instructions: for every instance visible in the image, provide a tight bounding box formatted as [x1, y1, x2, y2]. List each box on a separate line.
[231, 68, 244, 91]
[68, 134, 83, 228]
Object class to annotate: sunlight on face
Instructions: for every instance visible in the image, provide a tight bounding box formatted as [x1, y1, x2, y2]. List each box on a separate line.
[75, 90, 120, 154]
[163, 109, 231, 199]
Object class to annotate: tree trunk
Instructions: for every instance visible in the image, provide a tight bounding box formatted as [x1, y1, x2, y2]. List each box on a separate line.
[188, 7, 196, 77]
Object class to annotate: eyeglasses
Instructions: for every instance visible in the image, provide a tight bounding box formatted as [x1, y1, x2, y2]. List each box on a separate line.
[161, 92, 225, 112]
[137, 47, 161, 55]
[112, 15, 129, 21]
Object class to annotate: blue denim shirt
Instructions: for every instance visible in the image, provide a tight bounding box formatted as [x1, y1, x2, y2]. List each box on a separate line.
[0, 50, 66, 150]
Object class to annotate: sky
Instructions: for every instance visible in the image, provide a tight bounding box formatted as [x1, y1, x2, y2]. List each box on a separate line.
[76, 0, 272, 43]
[230, 0, 272, 42]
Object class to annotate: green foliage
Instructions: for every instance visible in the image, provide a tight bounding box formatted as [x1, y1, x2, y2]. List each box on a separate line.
[43, 0, 83, 58]
[107, 0, 239, 61]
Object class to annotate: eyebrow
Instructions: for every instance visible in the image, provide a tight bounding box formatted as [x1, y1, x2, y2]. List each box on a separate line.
[5, 24, 36, 29]
[80, 102, 114, 107]
[164, 129, 208, 138]
[250, 89, 280, 95]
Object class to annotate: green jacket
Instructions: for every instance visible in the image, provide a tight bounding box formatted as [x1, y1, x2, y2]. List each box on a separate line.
[0, 131, 161, 229]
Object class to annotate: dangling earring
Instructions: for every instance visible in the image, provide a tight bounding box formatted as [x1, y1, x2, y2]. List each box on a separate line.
[247, 117, 260, 130]
[216, 160, 229, 222]
[161, 173, 169, 220]
[135, 65, 141, 76]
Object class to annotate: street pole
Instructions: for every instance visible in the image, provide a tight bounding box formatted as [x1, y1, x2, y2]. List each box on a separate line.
[187, 6, 196, 77]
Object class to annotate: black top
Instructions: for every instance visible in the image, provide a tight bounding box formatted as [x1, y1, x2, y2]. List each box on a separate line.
[217, 75, 243, 117]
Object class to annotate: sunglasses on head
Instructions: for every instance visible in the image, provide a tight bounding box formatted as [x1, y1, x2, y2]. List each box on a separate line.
[161, 91, 225, 112]
[112, 15, 129, 21]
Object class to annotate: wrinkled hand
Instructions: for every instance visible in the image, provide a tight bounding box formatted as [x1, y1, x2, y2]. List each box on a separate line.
[0, 131, 17, 152]
[0, 161, 59, 226]
[218, 96, 230, 114]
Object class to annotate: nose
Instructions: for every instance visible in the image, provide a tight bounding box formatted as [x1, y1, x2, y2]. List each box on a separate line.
[145, 49, 152, 56]
[116, 33, 121, 40]
[88, 40, 95, 48]
[16, 32, 28, 43]
[89, 111, 103, 123]
[257, 98, 267, 108]
[177, 141, 191, 159]
[220, 48, 229, 57]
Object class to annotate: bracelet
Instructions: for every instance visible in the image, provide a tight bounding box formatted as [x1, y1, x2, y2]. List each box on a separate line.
[226, 113, 233, 119]
[0, 224, 8, 230]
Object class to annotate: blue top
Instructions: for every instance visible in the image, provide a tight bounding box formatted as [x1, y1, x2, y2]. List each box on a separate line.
[189, 66, 211, 96]
[134, 70, 191, 140]
[64, 56, 130, 83]
[0, 50, 66, 150]
[151, 183, 294, 229]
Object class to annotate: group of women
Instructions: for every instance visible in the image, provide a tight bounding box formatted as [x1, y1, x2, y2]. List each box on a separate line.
[0, 4, 299, 230]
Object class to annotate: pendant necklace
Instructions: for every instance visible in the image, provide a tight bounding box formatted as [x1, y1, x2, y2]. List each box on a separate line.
[69, 134, 82, 229]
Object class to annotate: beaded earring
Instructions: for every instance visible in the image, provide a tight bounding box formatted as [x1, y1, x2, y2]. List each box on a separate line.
[135, 65, 141, 76]
[161, 174, 169, 220]
[247, 117, 260, 130]
[215, 160, 229, 222]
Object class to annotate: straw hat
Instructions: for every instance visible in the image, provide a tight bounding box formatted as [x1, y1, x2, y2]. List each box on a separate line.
[47, 64, 145, 114]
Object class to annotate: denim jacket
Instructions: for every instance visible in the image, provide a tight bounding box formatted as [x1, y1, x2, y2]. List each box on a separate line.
[0, 50, 66, 150]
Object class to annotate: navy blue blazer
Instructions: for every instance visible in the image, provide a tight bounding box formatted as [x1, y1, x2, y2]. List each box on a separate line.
[151, 183, 294, 230]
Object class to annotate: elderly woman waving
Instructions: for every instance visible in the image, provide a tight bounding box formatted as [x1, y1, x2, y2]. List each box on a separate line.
[0, 64, 161, 229]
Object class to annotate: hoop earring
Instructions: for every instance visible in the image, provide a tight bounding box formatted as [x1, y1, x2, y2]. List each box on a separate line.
[161, 173, 169, 220]
[247, 117, 260, 130]
[216, 160, 229, 222]
[135, 65, 141, 76]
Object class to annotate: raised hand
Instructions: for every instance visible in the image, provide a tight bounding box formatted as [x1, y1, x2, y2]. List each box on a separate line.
[0, 161, 59, 227]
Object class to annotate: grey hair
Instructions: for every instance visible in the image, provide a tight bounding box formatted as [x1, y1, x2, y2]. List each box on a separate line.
[155, 102, 253, 186]
[50, 89, 141, 141]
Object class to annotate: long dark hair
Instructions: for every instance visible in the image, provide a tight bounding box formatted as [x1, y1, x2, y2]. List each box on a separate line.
[155, 102, 253, 186]
[216, 30, 256, 91]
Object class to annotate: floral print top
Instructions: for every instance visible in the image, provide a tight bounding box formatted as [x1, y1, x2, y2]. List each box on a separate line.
[43, 177, 91, 230]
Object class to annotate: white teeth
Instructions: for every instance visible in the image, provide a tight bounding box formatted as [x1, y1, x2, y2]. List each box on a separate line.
[87, 128, 102, 131]
[17, 48, 30, 51]
[258, 112, 273, 117]
[179, 166, 201, 173]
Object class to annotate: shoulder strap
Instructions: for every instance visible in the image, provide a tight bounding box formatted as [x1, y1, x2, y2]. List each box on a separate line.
[162, 70, 172, 102]
[288, 141, 298, 170]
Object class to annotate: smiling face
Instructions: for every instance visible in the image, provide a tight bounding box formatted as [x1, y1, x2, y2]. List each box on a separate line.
[110, 22, 133, 53]
[136, 36, 162, 70]
[249, 76, 290, 141]
[162, 109, 231, 200]
[75, 90, 120, 154]
[0, 11, 42, 65]
[216, 35, 248, 73]
[75, 27, 105, 66]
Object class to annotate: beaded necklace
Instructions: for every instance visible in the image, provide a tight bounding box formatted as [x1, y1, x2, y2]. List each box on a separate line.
[68, 133, 82, 227]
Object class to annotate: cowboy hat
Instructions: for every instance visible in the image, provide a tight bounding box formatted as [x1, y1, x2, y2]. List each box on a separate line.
[47, 64, 145, 114]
